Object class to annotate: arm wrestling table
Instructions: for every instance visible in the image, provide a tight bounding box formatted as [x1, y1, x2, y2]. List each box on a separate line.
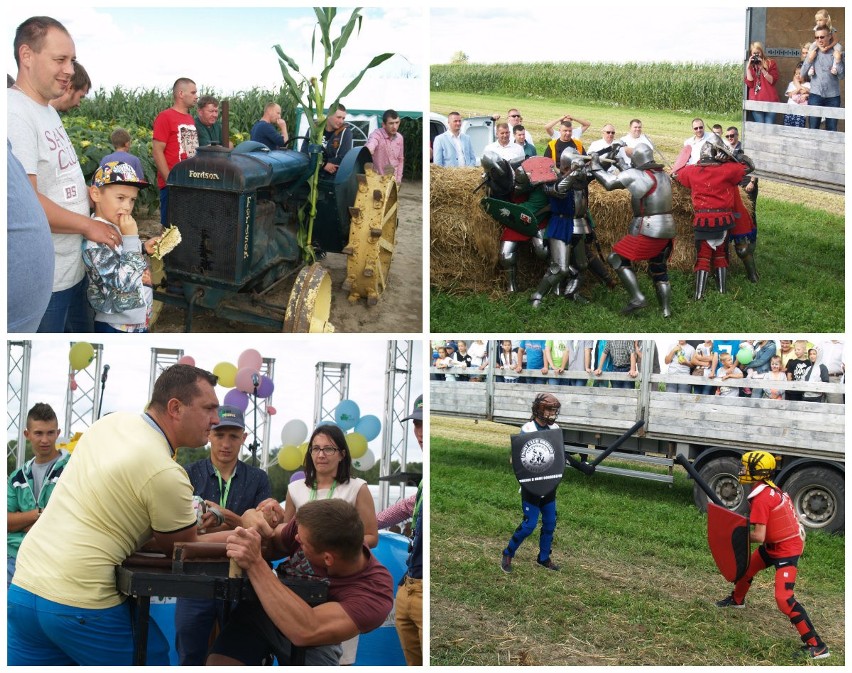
[116, 543, 327, 666]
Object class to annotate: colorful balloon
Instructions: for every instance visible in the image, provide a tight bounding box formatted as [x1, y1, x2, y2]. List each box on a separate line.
[235, 366, 260, 394]
[223, 388, 249, 412]
[335, 399, 360, 430]
[177, 355, 196, 366]
[213, 362, 238, 388]
[346, 431, 368, 459]
[289, 470, 306, 483]
[354, 415, 382, 442]
[69, 342, 95, 371]
[736, 348, 754, 365]
[266, 406, 277, 416]
[352, 450, 376, 471]
[298, 441, 309, 456]
[256, 375, 275, 398]
[280, 419, 308, 447]
[277, 444, 303, 471]
[237, 349, 263, 372]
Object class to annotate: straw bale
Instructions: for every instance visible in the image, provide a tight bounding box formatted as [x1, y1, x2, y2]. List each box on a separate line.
[430, 164, 754, 296]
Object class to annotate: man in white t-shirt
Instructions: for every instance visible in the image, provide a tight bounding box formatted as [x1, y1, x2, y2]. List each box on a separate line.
[618, 118, 656, 167]
[8, 16, 118, 332]
[483, 123, 525, 162]
[684, 117, 714, 165]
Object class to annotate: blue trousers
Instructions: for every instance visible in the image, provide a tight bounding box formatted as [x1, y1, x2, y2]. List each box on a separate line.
[174, 597, 231, 665]
[503, 496, 557, 562]
[807, 94, 841, 131]
[8, 584, 170, 665]
[36, 278, 93, 333]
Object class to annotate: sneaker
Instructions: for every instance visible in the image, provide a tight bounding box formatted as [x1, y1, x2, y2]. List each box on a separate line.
[500, 553, 512, 573]
[715, 594, 745, 608]
[795, 644, 830, 660]
[536, 557, 560, 571]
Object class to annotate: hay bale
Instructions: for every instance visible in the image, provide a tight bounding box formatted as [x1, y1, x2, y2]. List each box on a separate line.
[430, 165, 753, 295]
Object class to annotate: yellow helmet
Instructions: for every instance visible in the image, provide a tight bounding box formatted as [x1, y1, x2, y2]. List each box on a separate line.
[739, 450, 777, 484]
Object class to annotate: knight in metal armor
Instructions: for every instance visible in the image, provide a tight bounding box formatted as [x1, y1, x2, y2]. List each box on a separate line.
[479, 151, 549, 293]
[675, 134, 754, 300]
[590, 143, 675, 317]
[530, 147, 588, 308]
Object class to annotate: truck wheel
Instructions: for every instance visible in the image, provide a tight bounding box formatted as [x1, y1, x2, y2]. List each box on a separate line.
[694, 457, 748, 515]
[782, 466, 844, 534]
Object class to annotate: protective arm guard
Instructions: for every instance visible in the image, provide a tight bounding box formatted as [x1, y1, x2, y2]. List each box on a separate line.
[592, 168, 627, 192]
[543, 174, 572, 197]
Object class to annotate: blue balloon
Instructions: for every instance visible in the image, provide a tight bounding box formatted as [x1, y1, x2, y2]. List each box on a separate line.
[355, 414, 382, 442]
[335, 399, 360, 431]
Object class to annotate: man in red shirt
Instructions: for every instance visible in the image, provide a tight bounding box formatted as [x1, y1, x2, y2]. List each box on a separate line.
[715, 451, 829, 661]
[152, 77, 198, 225]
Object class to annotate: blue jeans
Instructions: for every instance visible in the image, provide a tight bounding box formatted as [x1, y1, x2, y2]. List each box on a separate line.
[175, 597, 231, 665]
[666, 383, 692, 394]
[750, 110, 775, 124]
[504, 497, 557, 562]
[547, 377, 568, 386]
[36, 278, 93, 333]
[610, 365, 634, 389]
[568, 377, 587, 387]
[7, 555, 16, 588]
[807, 93, 841, 131]
[8, 584, 170, 665]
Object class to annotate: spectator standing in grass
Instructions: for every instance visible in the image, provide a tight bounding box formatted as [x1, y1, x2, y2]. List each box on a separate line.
[99, 128, 145, 180]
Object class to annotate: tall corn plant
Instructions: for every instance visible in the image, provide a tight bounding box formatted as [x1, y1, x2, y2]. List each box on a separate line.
[274, 7, 393, 263]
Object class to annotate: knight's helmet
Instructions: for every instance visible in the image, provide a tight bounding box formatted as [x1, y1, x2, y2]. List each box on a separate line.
[699, 133, 735, 164]
[739, 450, 777, 484]
[481, 150, 514, 196]
[531, 393, 561, 424]
[630, 143, 656, 169]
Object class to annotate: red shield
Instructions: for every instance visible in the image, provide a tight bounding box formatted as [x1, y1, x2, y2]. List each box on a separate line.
[707, 503, 750, 582]
[521, 156, 558, 184]
[671, 145, 692, 175]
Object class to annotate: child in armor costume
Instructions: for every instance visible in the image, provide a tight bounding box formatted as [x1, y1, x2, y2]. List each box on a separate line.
[501, 393, 562, 573]
[591, 143, 675, 317]
[716, 451, 829, 660]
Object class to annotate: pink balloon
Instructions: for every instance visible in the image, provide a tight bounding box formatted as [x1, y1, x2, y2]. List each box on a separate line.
[223, 388, 249, 412]
[70, 379, 78, 391]
[256, 375, 275, 398]
[235, 366, 260, 393]
[238, 349, 263, 372]
[177, 355, 196, 366]
[267, 405, 277, 416]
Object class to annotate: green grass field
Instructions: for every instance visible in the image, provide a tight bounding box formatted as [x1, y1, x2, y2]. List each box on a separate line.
[429, 92, 845, 332]
[430, 417, 845, 666]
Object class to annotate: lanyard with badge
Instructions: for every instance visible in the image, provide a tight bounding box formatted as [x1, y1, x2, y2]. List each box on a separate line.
[309, 480, 337, 501]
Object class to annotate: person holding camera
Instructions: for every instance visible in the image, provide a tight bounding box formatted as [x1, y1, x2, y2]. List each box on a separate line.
[745, 42, 780, 123]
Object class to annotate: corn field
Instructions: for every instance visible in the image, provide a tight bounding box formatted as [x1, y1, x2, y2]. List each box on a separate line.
[430, 62, 742, 115]
[65, 85, 422, 216]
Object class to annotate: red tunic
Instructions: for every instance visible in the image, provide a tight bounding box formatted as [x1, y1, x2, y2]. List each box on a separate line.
[676, 162, 747, 237]
[612, 234, 672, 260]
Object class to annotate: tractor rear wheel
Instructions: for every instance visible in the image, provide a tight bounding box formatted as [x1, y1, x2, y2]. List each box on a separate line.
[283, 263, 334, 333]
[342, 163, 399, 306]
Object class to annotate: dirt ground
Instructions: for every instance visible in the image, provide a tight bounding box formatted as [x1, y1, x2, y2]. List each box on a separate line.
[144, 180, 423, 333]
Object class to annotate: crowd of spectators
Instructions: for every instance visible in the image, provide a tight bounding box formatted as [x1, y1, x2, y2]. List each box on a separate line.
[431, 338, 845, 403]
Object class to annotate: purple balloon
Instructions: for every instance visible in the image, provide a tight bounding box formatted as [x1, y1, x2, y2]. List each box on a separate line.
[289, 470, 306, 483]
[256, 375, 275, 398]
[223, 388, 249, 412]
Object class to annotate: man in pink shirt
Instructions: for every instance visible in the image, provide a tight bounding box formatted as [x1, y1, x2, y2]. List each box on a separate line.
[364, 109, 404, 185]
